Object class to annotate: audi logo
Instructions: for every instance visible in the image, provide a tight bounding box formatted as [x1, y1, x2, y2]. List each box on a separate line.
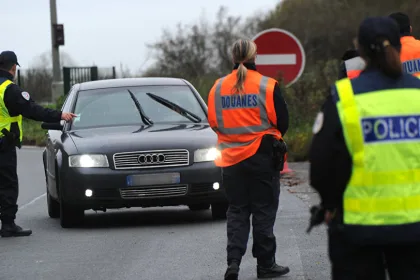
[137, 153, 166, 164]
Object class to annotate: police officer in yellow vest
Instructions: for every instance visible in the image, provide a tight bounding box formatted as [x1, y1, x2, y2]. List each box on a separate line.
[0, 51, 76, 237]
[309, 17, 420, 279]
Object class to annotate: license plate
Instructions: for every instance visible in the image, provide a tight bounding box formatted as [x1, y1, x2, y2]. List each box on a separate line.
[126, 173, 180, 187]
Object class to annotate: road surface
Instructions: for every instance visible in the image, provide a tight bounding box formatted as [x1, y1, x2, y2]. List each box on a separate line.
[0, 147, 329, 280]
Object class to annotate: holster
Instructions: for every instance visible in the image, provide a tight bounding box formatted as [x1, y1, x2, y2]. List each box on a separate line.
[0, 128, 20, 151]
[272, 138, 288, 172]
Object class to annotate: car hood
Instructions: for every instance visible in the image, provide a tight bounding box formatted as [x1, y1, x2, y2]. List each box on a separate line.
[67, 123, 217, 154]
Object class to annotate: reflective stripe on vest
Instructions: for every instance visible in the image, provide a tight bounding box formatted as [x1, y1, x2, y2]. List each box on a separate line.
[335, 78, 420, 226]
[208, 71, 282, 166]
[345, 56, 365, 79]
[0, 80, 23, 141]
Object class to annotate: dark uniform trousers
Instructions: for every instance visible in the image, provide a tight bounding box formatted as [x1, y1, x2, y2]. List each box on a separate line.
[0, 145, 19, 224]
[222, 146, 280, 267]
[328, 222, 420, 280]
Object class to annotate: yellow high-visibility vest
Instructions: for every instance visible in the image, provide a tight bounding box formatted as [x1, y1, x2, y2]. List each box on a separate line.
[0, 79, 23, 142]
[336, 78, 420, 226]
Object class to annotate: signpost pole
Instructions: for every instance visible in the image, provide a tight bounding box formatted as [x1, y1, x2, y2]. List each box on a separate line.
[50, 0, 61, 82]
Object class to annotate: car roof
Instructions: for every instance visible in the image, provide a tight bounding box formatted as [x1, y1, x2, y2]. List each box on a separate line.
[78, 77, 188, 91]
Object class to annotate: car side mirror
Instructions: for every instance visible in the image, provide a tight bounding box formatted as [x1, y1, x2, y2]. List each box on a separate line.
[41, 122, 63, 131]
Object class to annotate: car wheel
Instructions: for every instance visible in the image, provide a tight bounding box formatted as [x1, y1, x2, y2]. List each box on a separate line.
[60, 200, 84, 228]
[211, 202, 228, 220]
[188, 203, 210, 211]
[47, 191, 60, 219]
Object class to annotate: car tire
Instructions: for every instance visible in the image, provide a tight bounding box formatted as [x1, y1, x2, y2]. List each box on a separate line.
[188, 203, 210, 211]
[60, 200, 84, 228]
[211, 202, 228, 220]
[47, 191, 60, 219]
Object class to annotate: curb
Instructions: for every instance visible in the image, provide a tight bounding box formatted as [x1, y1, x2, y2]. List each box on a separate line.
[21, 145, 45, 149]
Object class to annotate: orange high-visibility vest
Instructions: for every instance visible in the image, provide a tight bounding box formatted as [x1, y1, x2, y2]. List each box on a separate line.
[347, 70, 362, 79]
[400, 36, 420, 77]
[207, 70, 282, 167]
[345, 56, 365, 79]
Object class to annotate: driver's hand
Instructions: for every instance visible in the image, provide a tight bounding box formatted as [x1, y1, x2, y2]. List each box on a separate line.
[61, 112, 78, 122]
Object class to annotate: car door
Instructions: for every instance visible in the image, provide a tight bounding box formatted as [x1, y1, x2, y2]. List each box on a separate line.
[46, 86, 76, 198]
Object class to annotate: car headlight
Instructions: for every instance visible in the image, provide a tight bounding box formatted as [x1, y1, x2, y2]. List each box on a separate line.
[194, 148, 220, 163]
[68, 154, 109, 168]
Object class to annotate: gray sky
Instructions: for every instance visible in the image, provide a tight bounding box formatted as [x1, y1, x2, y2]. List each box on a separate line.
[4, 0, 278, 74]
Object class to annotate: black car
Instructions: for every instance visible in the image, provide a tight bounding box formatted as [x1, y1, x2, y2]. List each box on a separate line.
[41, 77, 228, 228]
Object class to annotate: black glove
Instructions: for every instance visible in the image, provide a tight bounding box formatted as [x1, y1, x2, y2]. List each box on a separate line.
[306, 205, 326, 234]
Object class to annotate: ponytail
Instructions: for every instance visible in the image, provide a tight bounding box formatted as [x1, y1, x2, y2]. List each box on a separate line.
[361, 38, 402, 79]
[378, 42, 402, 78]
[233, 63, 247, 94]
[231, 39, 257, 94]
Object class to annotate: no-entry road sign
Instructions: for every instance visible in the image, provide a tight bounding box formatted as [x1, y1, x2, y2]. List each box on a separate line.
[252, 28, 306, 87]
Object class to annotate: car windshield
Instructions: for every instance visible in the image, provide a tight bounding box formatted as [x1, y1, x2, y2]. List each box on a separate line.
[70, 85, 207, 130]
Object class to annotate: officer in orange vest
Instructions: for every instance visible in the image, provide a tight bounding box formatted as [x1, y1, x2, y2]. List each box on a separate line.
[339, 49, 365, 79]
[389, 12, 420, 77]
[207, 39, 290, 280]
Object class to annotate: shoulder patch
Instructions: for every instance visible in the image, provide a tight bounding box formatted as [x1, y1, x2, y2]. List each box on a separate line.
[312, 112, 324, 134]
[21, 91, 30, 101]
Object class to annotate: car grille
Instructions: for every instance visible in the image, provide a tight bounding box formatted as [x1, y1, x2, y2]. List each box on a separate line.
[120, 184, 188, 199]
[113, 149, 189, 170]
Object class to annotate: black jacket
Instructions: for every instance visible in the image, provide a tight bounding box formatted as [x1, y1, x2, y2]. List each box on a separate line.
[0, 70, 62, 142]
[309, 69, 420, 244]
[233, 63, 289, 136]
[309, 68, 420, 212]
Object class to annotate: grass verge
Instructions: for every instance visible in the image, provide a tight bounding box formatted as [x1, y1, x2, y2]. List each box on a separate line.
[283, 123, 312, 162]
[21, 97, 65, 147]
[22, 119, 48, 147]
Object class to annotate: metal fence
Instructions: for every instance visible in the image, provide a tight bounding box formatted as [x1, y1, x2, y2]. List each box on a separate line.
[63, 67, 98, 94]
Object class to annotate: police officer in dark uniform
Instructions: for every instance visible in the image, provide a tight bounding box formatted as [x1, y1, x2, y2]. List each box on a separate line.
[309, 17, 420, 279]
[0, 51, 76, 237]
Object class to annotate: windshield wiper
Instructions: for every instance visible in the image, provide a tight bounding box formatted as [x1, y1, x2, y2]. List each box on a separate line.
[145, 92, 202, 123]
[127, 89, 153, 125]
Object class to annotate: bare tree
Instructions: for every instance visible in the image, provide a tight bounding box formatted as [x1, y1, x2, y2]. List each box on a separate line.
[18, 51, 77, 102]
[134, 1, 420, 134]
[29, 50, 77, 68]
[211, 7, 244, 74]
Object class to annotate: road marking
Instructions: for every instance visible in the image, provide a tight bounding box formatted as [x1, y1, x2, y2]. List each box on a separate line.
[19, 193, 46, 210]
[255, 54, 296, 65]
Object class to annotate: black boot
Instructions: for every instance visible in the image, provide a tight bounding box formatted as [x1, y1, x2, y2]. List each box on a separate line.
[257, 263, 290, 279]
[0, 222, 32, 237]
[224, 260, 240, 280]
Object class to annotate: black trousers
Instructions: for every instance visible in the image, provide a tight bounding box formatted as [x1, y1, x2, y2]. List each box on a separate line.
[222, 152, 280, 266]
[329, 224, 420, 280]
[0, 146, 18, 224]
